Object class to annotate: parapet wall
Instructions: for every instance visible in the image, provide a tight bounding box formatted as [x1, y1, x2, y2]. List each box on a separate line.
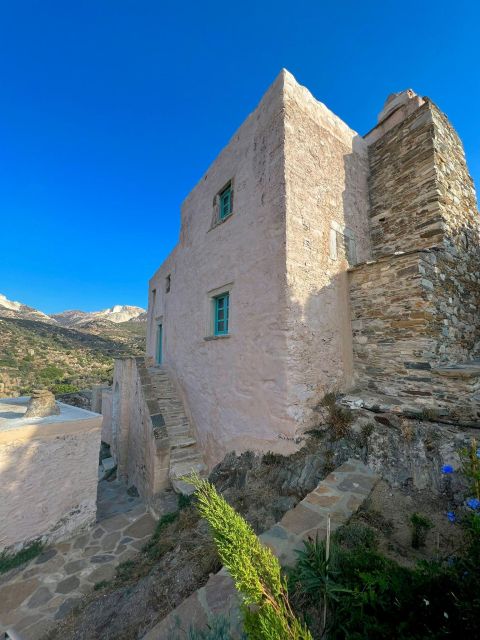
[0, 399, 102, 552]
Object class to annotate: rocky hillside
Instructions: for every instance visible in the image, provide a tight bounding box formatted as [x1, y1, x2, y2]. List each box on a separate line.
[0, 295, 147, 397]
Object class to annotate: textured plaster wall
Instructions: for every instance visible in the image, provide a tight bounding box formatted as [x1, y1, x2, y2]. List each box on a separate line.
[147, 71, 293, 465]
[146, 70, 372, 463]
[0, 404, 101, 551]
[282, 73, 371, 429]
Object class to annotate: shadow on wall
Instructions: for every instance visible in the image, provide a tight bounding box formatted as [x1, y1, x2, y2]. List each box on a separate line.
[0, 413, 101, 553]
[283, 139, 370, 432]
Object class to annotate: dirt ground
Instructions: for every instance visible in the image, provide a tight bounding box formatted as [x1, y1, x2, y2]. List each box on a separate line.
[351, 480, 466, 567]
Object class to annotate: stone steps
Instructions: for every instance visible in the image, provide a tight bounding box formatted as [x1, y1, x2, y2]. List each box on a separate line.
[138, 360, 207, 494]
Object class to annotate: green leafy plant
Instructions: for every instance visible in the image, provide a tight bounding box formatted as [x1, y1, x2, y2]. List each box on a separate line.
[289, 515, 480, 639]
[0, 540, 44, 574]
[410, 513, 433, 549]
[188, 475, 312, 640]
[168, 614, 240, 639]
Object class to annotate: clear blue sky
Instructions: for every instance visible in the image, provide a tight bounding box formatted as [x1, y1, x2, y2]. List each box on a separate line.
[1, 1, 479, 314]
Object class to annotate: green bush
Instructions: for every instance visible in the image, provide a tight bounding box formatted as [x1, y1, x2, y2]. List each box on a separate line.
[410, 513, 433, 549]
[51, 383, 80, 394]
[289, 521, 480, 638]
[38, 364, 64, 380]
[189, 475, 312, 640]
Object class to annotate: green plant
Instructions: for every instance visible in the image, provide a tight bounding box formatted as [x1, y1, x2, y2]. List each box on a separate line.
[188, 475, 312, 640]
[460, 437, 480, 501]
[168, 614, 240, 639]
[360, 422, 375, 445]
[115, 559, 136, 581]
[410, 513, 433, 549]
[51, 383, 80, 394]
[290, 518, 480, 639]
[262, 451, 286, 466]
[93, 580, 110, 591]
[318, 392, 353, 440]
[178, 493, 193, 510]
[0, 540, 44, 574]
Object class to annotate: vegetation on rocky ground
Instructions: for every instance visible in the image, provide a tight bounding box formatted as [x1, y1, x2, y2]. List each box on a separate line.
[288, 439, 480, 639]
[189, 475, 312, 640]
[0, 540, 44, 574]
[0, 317, 145, 397]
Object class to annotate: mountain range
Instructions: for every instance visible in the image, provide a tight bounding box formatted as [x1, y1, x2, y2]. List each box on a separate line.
[0, 293, 146, 326]
[0, 293, 147, 398]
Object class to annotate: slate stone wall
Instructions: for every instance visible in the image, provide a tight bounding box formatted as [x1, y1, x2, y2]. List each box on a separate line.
[368, 102, 442, 257]
[349, 99, 480, 421]
[349, 248, 480, 409]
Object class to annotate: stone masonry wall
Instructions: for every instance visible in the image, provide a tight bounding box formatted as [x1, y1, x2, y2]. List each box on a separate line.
[368, 102, 443, 256]
[349, 247, 480, 418]
[432, 104, 479, 251]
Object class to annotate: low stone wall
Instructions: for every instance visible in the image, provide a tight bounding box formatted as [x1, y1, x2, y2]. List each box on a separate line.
[142, 459, 378, 639]
[0, 398, 102, 552]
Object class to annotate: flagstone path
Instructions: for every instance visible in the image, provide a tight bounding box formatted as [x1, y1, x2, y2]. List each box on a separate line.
[0, 480, 158, 640]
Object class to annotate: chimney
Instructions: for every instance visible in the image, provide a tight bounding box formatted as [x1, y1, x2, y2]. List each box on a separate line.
[365, 89, 425, 145]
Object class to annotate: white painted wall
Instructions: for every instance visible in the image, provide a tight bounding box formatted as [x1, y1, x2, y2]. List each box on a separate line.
[146, 70, 371, 465]
[0, 399, 101, 551]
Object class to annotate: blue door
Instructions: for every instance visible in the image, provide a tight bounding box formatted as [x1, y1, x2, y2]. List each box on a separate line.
[156, 323, 163, 364]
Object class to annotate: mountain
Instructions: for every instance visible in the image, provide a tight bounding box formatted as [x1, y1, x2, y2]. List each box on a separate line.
[0, 293, 54, 323]
[52, 305, 146, 327]
[0, 294, 147, 398]
[0, 294, 146, 327]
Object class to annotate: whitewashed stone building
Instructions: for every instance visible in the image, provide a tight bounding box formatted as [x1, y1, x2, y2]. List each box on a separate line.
[105, 70, 480, 498]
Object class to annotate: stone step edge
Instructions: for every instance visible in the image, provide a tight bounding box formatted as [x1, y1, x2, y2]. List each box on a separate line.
[141, 459, 378, 639]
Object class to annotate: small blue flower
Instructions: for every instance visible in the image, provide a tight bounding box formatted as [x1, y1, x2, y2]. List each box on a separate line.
[466, 497, 480, 510]
[447, 511, 456, 523]
[442, 465, 454, 474]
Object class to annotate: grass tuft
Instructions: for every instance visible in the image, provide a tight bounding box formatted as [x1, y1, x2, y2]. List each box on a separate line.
[0, 540, 44, 574]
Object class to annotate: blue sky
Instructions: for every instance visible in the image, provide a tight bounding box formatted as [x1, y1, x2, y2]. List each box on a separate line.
[0, 1, 479, 314]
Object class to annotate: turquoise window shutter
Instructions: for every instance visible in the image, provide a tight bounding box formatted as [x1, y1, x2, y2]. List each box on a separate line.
[219, 185, 232, 220]
[214, 293, 229, 335]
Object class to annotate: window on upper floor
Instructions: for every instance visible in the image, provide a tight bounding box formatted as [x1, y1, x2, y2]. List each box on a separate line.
[166, 274, 171, 293]
[213, 292, 230, 336]
[210, 180, 235, 230]
[219, 183, 233, 220]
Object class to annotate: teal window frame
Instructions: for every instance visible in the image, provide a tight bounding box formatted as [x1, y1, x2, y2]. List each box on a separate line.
[213, 293, 229, 336]
[219, 184, 232, 220]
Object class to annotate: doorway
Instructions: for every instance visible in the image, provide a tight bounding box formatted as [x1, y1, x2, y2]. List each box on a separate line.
[156, 323, 163, 365]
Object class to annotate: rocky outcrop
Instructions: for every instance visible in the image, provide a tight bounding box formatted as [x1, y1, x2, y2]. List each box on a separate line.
[24, 389, 60, 417]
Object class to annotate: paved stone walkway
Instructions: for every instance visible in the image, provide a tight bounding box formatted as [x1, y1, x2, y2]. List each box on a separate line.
[143, 459, 378, 639]
[0, 480, 157, 640]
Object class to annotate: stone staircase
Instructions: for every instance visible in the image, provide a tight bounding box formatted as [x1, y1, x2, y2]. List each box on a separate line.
[138, 359, 207, 494]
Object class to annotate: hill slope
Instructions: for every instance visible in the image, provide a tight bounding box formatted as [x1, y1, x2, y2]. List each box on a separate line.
[0, 317, 146, 397]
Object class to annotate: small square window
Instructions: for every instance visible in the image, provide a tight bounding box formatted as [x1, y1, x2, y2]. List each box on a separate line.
[219, 184, 232, 220]
[213, 293, 229, 335]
